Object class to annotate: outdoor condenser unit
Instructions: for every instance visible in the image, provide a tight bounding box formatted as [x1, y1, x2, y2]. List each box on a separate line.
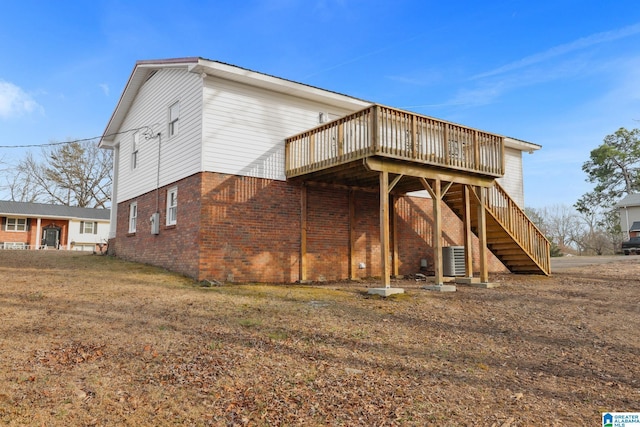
[442, 246, 465, 276]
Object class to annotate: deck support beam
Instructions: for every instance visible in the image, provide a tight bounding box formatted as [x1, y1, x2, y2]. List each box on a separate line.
[469, 186, 489, 283]
[300, 184, 308, 282]
[349, 190, 356, 280]
[420, 178, 444, 286]
[380, 171, 391, 288]
[463, 185, 474, 278]
[368, 170, 405, 296]
[477, 187, 489, 283]
[392, 195, 399, 277]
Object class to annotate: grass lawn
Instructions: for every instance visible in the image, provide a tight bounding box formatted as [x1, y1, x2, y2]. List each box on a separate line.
[0, 251, 639, 426]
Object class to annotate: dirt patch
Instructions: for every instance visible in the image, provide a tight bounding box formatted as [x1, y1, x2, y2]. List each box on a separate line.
[0, 251, 639, 425]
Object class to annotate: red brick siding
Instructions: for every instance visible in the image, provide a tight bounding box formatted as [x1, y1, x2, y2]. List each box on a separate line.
[199, 173, 301, 283]
[305, 187, 350, 281]
[113, 173, 202, 278]
[352, 191, 382, 278]
[113, 171, 507, 282]
[396, 196, 507, 274]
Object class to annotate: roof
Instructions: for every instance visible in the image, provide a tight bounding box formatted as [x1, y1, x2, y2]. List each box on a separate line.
[630, 221, 640, 232]
[99, 57, 540, 152]
[616, 193, 640, 208]
[0, 200, 110, 221]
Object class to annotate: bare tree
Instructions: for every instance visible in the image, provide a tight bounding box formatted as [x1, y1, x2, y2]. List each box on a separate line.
[6, 140, 112, 208]
[540, 204, 582, 253]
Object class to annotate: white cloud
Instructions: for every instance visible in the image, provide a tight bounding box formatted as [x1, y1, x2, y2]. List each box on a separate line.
[0, 80, 42, 119]
[473, 22, 640, 80]
[99, 83, 109, 96]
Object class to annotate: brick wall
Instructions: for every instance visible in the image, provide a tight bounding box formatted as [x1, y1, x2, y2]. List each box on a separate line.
[113, 171, 507, 283]
[113, 173, 202, 278]
[395, 196, 507, 274]
[199, 173, 301, 283]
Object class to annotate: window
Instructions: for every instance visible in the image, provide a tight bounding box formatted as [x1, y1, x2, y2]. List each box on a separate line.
[80, 221, 98, 234]
[131, 132, 139, 169]
[129, 203, 137, 233]
[166, 187, 177, 226]
[5, 217, 27, 232]
[169, 101, 180, 137]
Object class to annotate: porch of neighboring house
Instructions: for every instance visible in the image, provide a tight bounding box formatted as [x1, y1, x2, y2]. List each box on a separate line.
[0, 218, 67, 250]
[285, 104, 550, 291]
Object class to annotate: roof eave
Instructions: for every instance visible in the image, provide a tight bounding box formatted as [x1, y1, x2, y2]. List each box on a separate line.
[99, 57, 201, 149]
[504, 137, 541, 153]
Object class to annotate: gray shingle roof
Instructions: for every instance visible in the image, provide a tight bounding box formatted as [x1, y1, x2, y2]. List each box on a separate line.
[0, 200, 110, 221]
[616, 193, 640, 208]
[630, 221, 640, 232]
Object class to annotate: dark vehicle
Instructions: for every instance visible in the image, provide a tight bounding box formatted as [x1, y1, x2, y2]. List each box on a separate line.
[621, 236, 640, 255]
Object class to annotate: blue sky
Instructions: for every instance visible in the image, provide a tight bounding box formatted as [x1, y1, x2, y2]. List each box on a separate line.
[0, 0, 639, 208]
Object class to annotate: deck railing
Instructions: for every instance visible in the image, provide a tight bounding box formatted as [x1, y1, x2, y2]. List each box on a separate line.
[286, 105, 505, 178]
[484, 182, 551, 274]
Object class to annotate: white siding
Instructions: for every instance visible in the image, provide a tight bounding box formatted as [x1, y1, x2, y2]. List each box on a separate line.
[67, 220, 110, 246]
[202, 76, 366, 180]
[497, 147, 524, 207]
[620, 206, 640, 237]
[115, 68, 203, 202]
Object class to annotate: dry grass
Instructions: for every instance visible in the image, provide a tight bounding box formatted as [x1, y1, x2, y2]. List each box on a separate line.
[1, 251, 639, 426]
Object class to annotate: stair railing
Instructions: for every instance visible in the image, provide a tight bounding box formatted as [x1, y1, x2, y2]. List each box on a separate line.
[481, 182, 551, 274]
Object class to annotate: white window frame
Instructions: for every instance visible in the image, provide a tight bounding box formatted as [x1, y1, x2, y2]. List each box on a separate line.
[5, 217, 27, 232]
[166, 187, 177, 226]
[80, 221, 97, 234]
[131, 132, 139, 169]
[168, 101, 180, 137]
[128, 203, 138, 233]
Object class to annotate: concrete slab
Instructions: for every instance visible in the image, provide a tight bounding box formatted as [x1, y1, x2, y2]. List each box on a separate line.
[454, 278, 500, 288]
[422, 284, 457, 292]
[367, 287, 405, 297]
[455, 277, 481, 285]
[468, 282, 500, 289]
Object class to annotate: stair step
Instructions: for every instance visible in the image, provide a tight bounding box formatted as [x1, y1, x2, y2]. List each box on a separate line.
[440, 183, 550, 276]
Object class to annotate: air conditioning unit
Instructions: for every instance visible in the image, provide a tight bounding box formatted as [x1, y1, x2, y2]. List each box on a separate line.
[443, 246, 465, 276]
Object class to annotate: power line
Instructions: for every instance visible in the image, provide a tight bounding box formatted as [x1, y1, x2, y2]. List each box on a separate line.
[0, 126, 153, 149]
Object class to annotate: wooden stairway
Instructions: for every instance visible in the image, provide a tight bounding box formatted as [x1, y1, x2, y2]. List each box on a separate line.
[443, 182, 551, 275]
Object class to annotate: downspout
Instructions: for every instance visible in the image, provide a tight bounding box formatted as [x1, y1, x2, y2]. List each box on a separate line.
[156, 132, 162, 214]
[108, 145, 120, 240]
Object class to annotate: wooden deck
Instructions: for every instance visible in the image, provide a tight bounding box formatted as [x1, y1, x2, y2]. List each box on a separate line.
[286, 105, 505, 184]
[285, 105, 550, 286]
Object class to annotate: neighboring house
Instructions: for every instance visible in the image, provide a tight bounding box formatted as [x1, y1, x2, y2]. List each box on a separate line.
[99, 57, 549, 287]
[616, 193, 640, 239]
[0, 200, 110, 251]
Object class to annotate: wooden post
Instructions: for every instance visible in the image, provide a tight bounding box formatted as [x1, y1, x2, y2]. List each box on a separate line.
[372, 106, 380, 153]
[420, 177, 443, 286]
[463, 185, 474, 278]
[411, 115, 418, 159]
[338, 122, 344, 157]
[300, 185, 308, 282]
[443, 125, 450, 166]
[392, 195, 399, 277]
[349, 189, 356, 280]
[380, 171, 390, 288]
[309, 134, 315, 166]
[477, 186, 489, 283]
[473, 131, 480, 171]
[432, 179, 443, 286]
